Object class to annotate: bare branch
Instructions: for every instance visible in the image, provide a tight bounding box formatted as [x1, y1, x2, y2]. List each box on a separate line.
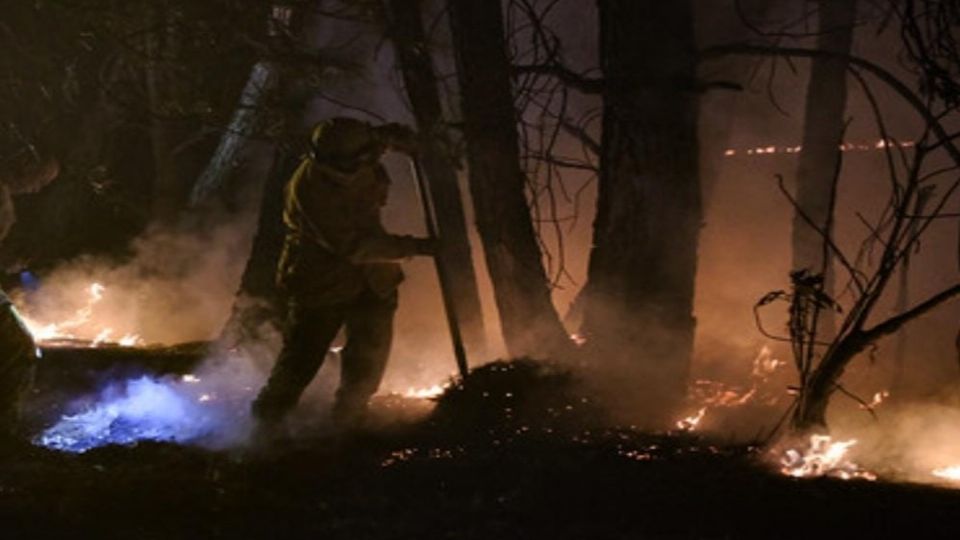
[512, 63, 604, 94]
[863, 283, 960, 342]
[701, 43, 960, 166]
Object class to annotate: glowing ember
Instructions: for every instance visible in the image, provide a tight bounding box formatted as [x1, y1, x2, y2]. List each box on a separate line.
[752, 346, 785, 377]
[118, 333, 142, 347]
[779, 435, 876, 481]
[92, 328, 113, 346]
[676, 407, 707, 432]
[404, 384, 448, 400]
[676, 345, 786, 429]
[859, 390, 890, 410]
[724, 139, 915, 158]
[932, 466, 960, 482]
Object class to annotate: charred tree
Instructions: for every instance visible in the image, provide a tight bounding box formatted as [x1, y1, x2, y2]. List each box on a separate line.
[702, 41, 960, 430]
[447, 0, 571, 359]
[144, 3, 191, 222]
[214, 5, 309, 346]
[218, 149, 299, 346]
[189, 61, 279, 206]
[189, 5, 293, 206]
[581, 0, 701, 419]
[790, 0, 857, 335]
[384, 0, 487, 358]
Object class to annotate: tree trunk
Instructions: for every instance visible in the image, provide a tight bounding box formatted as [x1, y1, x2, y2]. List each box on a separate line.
[218, 149, 298, 346]
[447, 0, 571, 359]
[794, 283, 960, 430]
[581, 0, 701, 419]
[385, 0, 487, 359]
[698, 0, 773, 206]
[214, 4, 306, 347]
[791, 0, 857, 335]
[144, 3, 190, 222]
[189, 61, 279, 206]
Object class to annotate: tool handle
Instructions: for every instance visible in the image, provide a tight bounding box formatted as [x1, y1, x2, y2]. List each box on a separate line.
[410, 157, 469, 379]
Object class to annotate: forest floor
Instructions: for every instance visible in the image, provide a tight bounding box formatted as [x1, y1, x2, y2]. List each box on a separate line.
[3, 355, 960, 539]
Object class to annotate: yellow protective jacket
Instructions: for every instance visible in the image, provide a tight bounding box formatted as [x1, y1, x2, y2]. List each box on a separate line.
[276, 156, 422, 305]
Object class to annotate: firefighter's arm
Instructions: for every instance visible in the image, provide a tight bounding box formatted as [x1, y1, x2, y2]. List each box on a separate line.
[295, 167, 436, 261]
[347, 230, 436, 263]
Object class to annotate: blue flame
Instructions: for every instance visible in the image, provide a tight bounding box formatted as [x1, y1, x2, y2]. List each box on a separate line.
[36, 374, 251, 453]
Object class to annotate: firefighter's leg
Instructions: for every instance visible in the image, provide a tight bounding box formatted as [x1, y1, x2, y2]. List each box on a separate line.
[333, 291, 397, 426]
[251, 301, 344, 424]
[0, 304, 37, 438]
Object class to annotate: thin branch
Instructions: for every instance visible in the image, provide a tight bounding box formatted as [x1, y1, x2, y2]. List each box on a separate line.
[863, 283, 960, 342]
[701, 43, 960, 166]
[512, 62, 604, 94]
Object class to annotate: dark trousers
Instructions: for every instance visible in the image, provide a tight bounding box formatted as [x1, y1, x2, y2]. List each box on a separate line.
[251, 290, 397, 425]
[0, 304, 36, 437]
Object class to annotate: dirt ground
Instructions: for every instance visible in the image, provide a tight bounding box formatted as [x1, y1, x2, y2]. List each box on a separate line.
[4, 357, 960, 539]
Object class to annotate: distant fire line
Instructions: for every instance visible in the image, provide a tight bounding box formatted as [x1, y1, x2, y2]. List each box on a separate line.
[724, 139, 915, 158]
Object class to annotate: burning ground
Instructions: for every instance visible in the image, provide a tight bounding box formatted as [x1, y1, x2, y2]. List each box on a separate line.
[4, 357, 960, 539]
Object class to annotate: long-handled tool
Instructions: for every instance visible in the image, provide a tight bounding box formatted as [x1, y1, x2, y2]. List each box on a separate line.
[409, 157, 469, 379]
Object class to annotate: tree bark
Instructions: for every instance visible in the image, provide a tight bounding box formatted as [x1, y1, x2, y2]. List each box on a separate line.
[144, 3, 190, 222]
[581, 0, 701, 419]
[791, 0, 857, 336]
[385, 0, 487, 359]
[794, 283, 960, 429]
[218, 148, 298, 347]
[189, 61, 279, 206]
[447, 0, 571, 359]
[214, 5, 306, 347]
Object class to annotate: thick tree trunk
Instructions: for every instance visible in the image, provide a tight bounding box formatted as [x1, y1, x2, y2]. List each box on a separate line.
[385, 0, 487, 359]
[582, 0, 701, 419]
[791, 0, 857, 335]
[189, 61, 279, 206]
[144, 4, 190, 222]
[218, 149, 298, 346]
[189, 4, 298, 206]
[447, 0, 571, 359]
[214, 5, 306, 347]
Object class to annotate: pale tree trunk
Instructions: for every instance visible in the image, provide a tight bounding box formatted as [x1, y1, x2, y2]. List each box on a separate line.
[385, 0, 487, 359]
[189, 4, 295, 206]
[447, 0, 571, 359]
[189, 61, 279, 206]
[791, 0, 857, 335]
[215, 5, 306, 346]
[582, 0, 701, 421]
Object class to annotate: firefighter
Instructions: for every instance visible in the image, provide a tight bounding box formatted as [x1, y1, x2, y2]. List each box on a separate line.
[0, 154, 58, 440]
[251, 117, 434, 432]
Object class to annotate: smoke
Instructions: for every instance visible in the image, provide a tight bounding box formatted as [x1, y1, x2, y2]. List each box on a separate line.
[37, 350, 264, 453]
[15, 217, 256, 345]
[20, 205, 462, 451]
